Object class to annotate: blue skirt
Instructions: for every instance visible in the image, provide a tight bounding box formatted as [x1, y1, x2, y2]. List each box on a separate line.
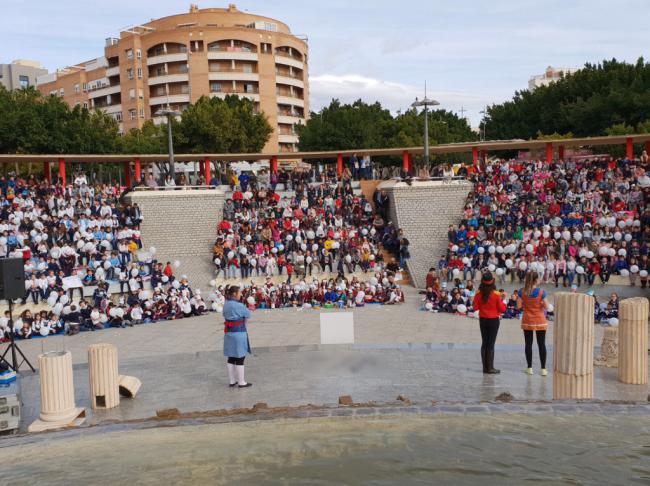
[223, 331, 251, 358]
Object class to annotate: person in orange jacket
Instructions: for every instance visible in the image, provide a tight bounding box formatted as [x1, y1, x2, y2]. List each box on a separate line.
[472, 271, 506, 374]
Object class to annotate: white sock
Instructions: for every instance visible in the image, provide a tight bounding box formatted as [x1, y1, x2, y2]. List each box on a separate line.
[227, 363, 236, 385]
[236, 365, 247, 386]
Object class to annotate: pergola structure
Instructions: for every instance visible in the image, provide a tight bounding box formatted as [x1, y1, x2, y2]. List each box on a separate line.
[0, 133, 648, 186]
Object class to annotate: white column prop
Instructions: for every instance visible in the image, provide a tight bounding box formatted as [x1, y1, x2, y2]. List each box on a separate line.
[88, 343, 120, 409]
[28, 351, 85, 432]
[618, 297, 649, 385]
[553, 292, 594, 399]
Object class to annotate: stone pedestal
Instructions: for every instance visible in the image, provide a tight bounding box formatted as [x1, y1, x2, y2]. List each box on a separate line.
[88, 343, 120, 409]
[28, 351, 85, 432]
[618, 297, 649, 384]
[553, 293, 594, 399]
[594, 327, 618, 367]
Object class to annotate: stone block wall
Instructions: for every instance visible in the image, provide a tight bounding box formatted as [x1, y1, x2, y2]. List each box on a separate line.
[124, 189, 225, 289]
[379, 180, 472, 288]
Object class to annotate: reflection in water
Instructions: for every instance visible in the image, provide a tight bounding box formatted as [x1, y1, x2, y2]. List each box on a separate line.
[2, 414, 649, 485]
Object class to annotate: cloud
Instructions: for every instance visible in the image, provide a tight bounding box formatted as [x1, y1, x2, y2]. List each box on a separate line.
[309, 74, 501, 124]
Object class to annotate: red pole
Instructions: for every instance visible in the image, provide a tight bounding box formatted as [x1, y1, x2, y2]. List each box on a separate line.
[203, 157, 211, 183]
[58, 158, 66, 187]
[480, 150, 487, 161]
[402, 150, 410, 172]
[472, 147, 478, 165]
[124, 161, 131, 188]
[134, 157, 141, 183]
[407, 152, 412, 173]
[545, 142, 553, 163]
[43, 161, 51, 184]
[336, 153, 343, 176]
[626, 137, 634, 160]
[270, 155, 278, 174]
[645, 140, 650, 155]
[558, 145, 565, 160]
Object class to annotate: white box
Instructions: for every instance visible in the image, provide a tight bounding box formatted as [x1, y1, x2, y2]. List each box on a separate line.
[320, 312, 354, 345]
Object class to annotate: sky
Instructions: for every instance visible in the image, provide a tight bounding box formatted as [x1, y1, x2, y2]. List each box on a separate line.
[3, 0, 650, 126]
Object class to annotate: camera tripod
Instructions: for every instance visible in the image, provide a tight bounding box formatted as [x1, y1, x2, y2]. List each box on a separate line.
[0, 301, 36, 373]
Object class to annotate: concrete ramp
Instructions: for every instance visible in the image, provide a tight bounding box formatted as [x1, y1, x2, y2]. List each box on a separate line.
[124, 189, 224, 290]
[379, 180, 472, 288]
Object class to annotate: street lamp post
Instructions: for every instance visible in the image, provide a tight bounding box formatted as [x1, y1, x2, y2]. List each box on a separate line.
[155, 107, 181, 178]
[411, 87, 440, 165]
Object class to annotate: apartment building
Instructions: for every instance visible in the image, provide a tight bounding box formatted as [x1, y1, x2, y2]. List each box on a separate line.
[37, 4, 309, 154]
[0, 60, 47, 90]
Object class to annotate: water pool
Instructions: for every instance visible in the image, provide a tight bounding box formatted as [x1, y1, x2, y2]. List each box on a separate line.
[2, 413, 649, 485]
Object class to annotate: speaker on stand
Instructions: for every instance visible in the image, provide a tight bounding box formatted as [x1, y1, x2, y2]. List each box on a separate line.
[0, 258, 35, 373]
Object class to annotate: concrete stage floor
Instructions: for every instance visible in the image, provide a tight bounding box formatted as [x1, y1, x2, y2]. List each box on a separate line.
[10, 284, 650, 433]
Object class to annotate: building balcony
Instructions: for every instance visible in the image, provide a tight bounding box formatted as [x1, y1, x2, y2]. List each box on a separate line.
[275, 75, 304, 89]
[278, 134, 299, 144]
[277, 115, 304, 125]
[88, 84, 121, 99]
[207, 51, 258, 62]
[101, 103, 122, 115]
[208, 72, 259, 82]
[146, 53, 188, 66]
[149, 94, 190, 106]
[147, 73, 189, 86]
[274, 55, 304, 70]
[276, 95, 304, 108]
[106, 66, 120, 77]
[210, 92, 260, 102]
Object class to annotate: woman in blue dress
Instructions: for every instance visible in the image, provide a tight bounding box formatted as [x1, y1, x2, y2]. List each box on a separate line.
[223, 286, 253, 388]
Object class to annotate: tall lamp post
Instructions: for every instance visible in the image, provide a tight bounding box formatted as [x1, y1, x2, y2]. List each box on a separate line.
[411, 87, 440, 165]
[155, 107, 181, 178]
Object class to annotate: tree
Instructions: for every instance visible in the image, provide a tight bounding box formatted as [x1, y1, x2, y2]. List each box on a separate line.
[484, 58, 650, 140]
[177, 95, 272, 153]
[297, 99, 476, 163]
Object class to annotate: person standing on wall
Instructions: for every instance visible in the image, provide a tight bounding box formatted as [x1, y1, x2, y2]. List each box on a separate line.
[472, 271, 506, 374]
[223, 285, 253, 388]
[517, 272, 550, 376]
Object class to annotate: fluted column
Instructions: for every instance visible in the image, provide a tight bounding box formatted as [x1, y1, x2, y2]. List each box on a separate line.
[553, 292, 594, 399]
[118, 375, 142, 398]
[88, 343, 120, 409]
[38, 351, 79, 423]
[618, 297, 649, 384]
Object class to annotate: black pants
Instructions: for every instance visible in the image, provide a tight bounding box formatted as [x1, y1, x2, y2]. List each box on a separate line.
[479, 318, 500, 353]
[524, 330, 547, 368]
[227, 356, 245, 365]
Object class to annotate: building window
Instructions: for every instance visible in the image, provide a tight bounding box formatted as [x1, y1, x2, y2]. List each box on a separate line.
[244, 84, 255, 93]
[83, 102, 88, 109]
[129, 88, 135, 99]
[138, 88, 143, 99]
[137, 67, 143, 79]
[243, 64, 253, 73]
[115, 112, 122, 122]
[59, 88, 65, 97]
[82, 83, 87, 92]
[180, 84, 189, 94]
[19, 75, 29, 89]
[156, 85, 165, 96]
[179, 64, 189, 74]
[261, 43, 272, 54]
[129, 109, 136, 120]
[50, 90, 57, 96]
[140, 108, 145, 118]
[74, 83, 80, 93]
[136, 48, 142, 59]
[127, 68, 134, 80]
[210, 82, 221, 93]
[126, 49, 133, 60]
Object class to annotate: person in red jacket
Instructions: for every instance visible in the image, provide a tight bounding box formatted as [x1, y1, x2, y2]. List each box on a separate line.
[473, 271, 506, 374]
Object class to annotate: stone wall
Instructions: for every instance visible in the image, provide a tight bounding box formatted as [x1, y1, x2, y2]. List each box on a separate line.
[124, 189, 224, 289]
[379, 180, 472, 288]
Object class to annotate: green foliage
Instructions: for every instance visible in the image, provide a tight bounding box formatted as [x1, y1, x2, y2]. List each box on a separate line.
[176, 95, 273, 153]
[297, 99, 476, 160]
[0, 88, 272, 156]
[535, 131, 574, 140]
[485, 58, 650, 139]
[0, 85, 119, 154]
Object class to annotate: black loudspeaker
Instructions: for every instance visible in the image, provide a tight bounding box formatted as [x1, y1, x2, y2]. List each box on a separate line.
[0, 258, 25, 301]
